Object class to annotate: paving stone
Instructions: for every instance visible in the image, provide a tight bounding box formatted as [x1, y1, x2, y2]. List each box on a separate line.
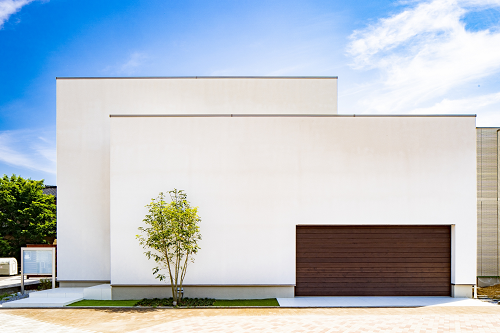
[2, 307, 500, 332]
[0, 312, 97, 333]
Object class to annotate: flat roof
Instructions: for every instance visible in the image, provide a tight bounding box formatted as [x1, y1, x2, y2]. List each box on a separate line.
[110, 114, 476, 117]
[56, 76, 338, 80]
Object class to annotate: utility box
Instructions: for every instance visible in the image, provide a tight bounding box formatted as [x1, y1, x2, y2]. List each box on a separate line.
[0, 258, 18, 275]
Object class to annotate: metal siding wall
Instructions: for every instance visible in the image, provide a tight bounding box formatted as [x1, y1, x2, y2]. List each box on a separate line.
[477, 128, 500, 277]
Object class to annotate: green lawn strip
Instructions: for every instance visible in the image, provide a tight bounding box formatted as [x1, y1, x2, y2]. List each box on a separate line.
[213, 298, 279, 306]
[67, 298, 280, 307]
[68, 300, 138, 307]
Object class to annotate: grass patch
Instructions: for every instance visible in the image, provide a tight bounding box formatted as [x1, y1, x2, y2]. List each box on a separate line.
[68, 300, 139, 307]
[214, 298, 279, 306]
[67, 298, 280, 307]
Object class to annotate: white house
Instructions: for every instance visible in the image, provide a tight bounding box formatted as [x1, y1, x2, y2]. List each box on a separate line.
[56, 77, 477, 299]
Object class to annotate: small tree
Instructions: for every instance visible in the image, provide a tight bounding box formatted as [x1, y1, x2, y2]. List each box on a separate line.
[137, 189, 201, 305]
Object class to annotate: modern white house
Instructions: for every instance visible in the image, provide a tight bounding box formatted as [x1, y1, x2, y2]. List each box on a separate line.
[56, 77, 477, 299]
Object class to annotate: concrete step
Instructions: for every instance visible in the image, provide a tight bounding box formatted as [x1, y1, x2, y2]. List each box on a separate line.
[83, 284, 111, 300]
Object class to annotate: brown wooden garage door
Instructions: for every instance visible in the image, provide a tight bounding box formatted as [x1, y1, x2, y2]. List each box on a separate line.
[296, 225, 451, 296]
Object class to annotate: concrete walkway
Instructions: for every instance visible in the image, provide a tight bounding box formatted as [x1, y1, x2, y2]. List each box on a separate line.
[1, 288, 84, 308]
[277, 296, 498, 307]
[3, 286, 497, 308]
[1, 285, 111, 308]
[1, 307, 500, 332]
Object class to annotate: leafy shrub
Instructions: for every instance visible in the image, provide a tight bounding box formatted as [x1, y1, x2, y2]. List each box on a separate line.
[0, 293, 13, 301]
[37, 278, 52, 290]
[135, 297, 215, 307]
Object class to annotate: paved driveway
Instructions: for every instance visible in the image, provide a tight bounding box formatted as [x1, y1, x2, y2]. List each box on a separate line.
[1, 307, 500, 332]
[277, 296, 496, 307]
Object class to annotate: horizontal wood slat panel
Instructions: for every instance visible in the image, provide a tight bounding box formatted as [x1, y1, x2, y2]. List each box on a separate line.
[296, 225, 451, 296]
[296, 272, 450, 278]
[296, 257, 451, 263]
[297, 240, 451, 246]
[297, 234, 451, 240]
[297, 228, 450, 234]
[297, 238, 450, 242]
[297, 263, 450, 268]
[297, 245, 451, 249]
[294, 289, 450, 296]
[297, 252, 450, 258]
[301, 285, 450, 290]
[296, 277, 450, 283]
[297, 237, 451, 242]
[297, 247, 450, 253]
[296, 267, 450, 273]
[297, 282, 449, 288]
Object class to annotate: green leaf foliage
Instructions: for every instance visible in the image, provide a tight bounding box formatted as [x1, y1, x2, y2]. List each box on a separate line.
[135, 297, 215, 307]
[136, 189, 201, 304]
[0, 174, 56, 261]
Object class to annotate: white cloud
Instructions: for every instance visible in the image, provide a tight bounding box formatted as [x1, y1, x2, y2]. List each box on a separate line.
[410, 91, 500, 126]
[345, 0, 500, 117]
[0, 129, 55, 174]
[411, 91, 500, 114]
[0, 0, 36, 29]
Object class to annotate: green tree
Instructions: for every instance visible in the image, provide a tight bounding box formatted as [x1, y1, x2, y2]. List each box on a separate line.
[0, 174, 57, 261]
[137, 189, 202, 306]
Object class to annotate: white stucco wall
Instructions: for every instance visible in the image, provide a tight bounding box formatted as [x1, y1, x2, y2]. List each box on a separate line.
[56, 77, 337, 282]
[109, 115, 476, 286]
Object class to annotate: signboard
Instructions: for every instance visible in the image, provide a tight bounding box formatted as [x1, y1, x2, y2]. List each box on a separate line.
[20, 247, 55, 293]
[23, 250, 53, 274]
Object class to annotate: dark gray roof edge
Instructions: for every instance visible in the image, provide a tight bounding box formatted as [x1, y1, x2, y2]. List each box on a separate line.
[110, 114, 476, 118]
[56, 76, 338, 80]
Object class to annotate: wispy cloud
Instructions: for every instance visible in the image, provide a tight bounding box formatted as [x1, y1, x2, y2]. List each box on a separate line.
[0, 129, 55, 174]
[119, 52, 148, 74]
[411, 91, 500, 114]
[345, 0, 500, 115]
[102, 52, 149, 75]
[0, 0, 37, 29]
[410, 91, 500, 125]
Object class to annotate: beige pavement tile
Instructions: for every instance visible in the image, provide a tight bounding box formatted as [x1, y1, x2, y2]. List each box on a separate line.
[0, 312, 97, 333]
[1, 307, 500, 333]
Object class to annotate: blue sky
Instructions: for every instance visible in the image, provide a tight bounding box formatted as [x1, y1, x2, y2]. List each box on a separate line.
[1, 0, 500, 185]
